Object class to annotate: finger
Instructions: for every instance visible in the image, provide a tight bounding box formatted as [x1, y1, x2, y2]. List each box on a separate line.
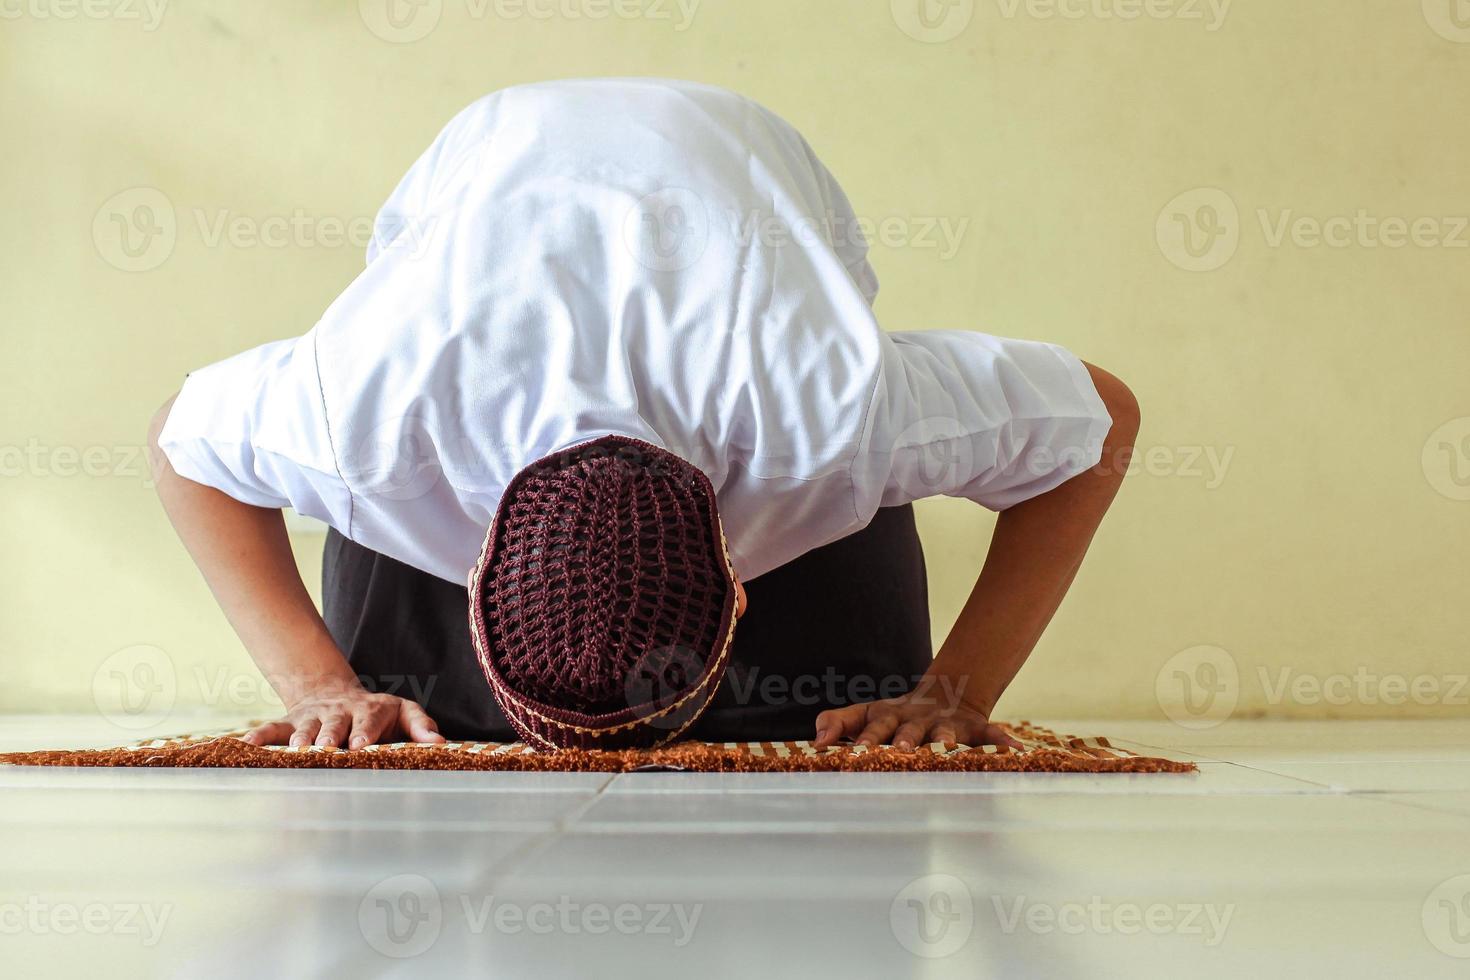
[314, 713, 349, 748]
[290, 717, 322, 748]
[399, 701, 446, 744]
[813, 705, 865, 748]
[348, 705, 394, 750]
[856, 712, 900, 748]
[929, 722, 958, 747]
[242, 721, 293, 746]
[891, 721, 929, 752]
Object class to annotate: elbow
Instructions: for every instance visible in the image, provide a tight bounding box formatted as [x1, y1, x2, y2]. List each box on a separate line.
[147, 392, 179, 484]
[1083, 362, 1140, 450]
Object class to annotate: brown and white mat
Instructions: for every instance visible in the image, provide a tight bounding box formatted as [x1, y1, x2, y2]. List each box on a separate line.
[0, 722, 1195, 773]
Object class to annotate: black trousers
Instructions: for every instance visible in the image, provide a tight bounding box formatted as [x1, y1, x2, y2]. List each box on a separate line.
[322, 505, 933, 741]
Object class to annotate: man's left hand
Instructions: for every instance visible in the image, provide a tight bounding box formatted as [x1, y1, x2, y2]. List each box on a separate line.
[811, 683, 1022, 751]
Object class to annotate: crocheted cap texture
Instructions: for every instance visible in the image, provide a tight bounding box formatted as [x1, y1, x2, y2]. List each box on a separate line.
[469, 436, 737, 750]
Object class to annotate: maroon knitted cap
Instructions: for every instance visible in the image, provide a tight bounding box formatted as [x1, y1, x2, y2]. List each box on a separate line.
[467, 436, 738, 750]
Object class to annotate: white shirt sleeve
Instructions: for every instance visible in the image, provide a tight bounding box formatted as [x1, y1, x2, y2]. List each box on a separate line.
[156, 335, 353, 529]
[856, 330, 1114, 513]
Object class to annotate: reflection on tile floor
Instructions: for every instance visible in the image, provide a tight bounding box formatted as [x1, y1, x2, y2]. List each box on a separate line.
[3, 718, 1470, 978]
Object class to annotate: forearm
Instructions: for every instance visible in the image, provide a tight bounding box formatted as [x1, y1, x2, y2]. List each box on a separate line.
[147, 396, 357, 705]
[928, 362, 1140, 715]
[929, 476, 1109, 714]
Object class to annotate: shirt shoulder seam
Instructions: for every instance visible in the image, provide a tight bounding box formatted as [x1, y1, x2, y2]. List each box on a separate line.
[845, 336, 886, 523]
[311, 330, 355, 538]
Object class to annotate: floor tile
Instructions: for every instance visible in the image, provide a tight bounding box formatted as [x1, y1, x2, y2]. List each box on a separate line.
[0, 786, 600, 831]
[1376, 791, 1470, 818]
[1227, 761, 1470, 792]
[0, 765, 613, 794]
[1177, 745, 1470, 764]
[603, 763, 1336, 796]
[5, 717, 1470, 979]
[4, 882, 1461, 980]
[572, 787, 1470, 833]
[1, 825, 549, 892]
[505, 827, 1470, 901]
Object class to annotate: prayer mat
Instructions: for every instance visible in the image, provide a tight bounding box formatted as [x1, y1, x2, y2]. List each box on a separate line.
[0, 722, 1195, 773]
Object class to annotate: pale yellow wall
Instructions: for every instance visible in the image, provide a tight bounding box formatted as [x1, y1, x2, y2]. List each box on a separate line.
[3, 0, 1468, 729]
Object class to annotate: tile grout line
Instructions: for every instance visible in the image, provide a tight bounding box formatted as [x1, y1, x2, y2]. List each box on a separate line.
[467, 773, 620, 895]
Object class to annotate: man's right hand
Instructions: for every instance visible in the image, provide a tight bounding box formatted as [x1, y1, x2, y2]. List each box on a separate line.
[242, 686, 447, 750]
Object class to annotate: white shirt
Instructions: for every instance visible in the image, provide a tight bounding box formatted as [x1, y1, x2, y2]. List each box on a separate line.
[158, 78, 1111, 584]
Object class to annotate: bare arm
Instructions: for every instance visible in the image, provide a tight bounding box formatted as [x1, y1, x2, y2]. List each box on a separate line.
[813, 362, 1140, 750]
[147, 394, 443, 748]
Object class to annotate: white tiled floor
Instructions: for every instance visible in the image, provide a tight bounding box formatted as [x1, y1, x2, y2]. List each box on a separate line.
[4, 718, 1470, 978]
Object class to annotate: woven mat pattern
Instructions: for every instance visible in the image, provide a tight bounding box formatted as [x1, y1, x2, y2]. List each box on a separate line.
[0, 722, 1195, 773]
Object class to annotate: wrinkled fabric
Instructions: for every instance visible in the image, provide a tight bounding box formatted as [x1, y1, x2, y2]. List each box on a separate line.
[158, 78, 1111, 584]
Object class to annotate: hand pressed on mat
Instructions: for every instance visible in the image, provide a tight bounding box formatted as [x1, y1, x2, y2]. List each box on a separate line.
[811, 676, 1022, 752]
[242, 685, 445, 750]
[814, 363, 1140, 754]
[151, 396, 444, 751]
